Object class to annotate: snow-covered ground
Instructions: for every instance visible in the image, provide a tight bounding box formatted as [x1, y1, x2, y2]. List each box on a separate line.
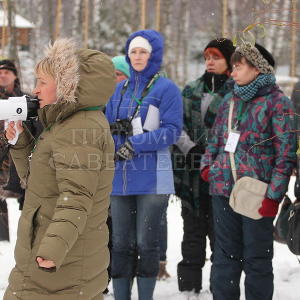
[1, 178, 300, 299]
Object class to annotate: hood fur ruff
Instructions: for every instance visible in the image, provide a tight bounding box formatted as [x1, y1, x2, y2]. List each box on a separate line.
[44, 38, 80, 103]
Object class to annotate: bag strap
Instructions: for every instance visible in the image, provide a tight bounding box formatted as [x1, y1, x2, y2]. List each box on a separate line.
[228, 100, 237, 183]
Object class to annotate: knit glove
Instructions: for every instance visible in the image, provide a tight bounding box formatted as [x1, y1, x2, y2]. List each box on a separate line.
[200, 166, 210, 182]
[185, 144, 205, 169]
[115, 141, 134, 161]
[258, 198, 279, 217]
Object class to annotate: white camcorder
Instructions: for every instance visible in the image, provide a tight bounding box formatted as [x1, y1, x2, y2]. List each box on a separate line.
[1, 95, 39, 145]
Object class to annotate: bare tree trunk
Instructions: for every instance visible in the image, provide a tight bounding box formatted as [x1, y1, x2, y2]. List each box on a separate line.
[1, 0, 8, 57]
[140, 0, 146, 29]
[222, 0, 228, 37]
[290, 0, 297, 77]
[161, 0, 174, 80]
[155, 0, 161, 31]
[6, 0, 20, 69]
[273, 0, 290, 61]
[264, 0, 280, 53]
[228, 0, 237, 37]
[48, 0, 54, 41]
[72, 0, 82, 41]
[175, 2, 183, 82]
[182, 0, 190, 85]
[54, 0, 62, 40]
[130, 0, 140, 32]
[83, 0, 89, 47]
[91, 0, 102, 49]
[33, 0, 44, 61]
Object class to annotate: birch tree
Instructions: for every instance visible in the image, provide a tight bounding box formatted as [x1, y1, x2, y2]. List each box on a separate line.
[264, 0, 280, 53]
[90, 0, 102, 49]
[6, 0, 18, 63]
[273, 0, 290, 60]
[289, 0, 297, 77]
[161, 0, 175, 80]
[32, 0, 45, 61]
[54, 0, 63, 40]
[72, 0, 82, 43]
[228, 0, 238, 37]
[182, 0, 190, 85]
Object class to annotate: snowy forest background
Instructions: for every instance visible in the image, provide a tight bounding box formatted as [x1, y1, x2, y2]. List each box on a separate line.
[1, 1, 300, 299]
[1, 0, 300, 92]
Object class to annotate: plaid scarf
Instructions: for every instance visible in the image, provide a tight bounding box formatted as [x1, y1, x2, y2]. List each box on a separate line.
[234, 74, 276, 102]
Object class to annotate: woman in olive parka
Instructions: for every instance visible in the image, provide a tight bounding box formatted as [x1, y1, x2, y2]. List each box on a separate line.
[4, 39, 115, 300]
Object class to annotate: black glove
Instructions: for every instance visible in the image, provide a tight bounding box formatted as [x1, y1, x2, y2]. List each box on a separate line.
[115, 141, 135, 161]
[110, 119, 133, 136]
[185, 144, 205, 170]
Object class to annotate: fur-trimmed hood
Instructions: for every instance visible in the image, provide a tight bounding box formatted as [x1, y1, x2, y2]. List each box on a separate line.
[38, 39, 116, 127]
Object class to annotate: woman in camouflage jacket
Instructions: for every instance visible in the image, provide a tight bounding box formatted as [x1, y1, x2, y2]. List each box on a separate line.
[173, 38, 235, 294]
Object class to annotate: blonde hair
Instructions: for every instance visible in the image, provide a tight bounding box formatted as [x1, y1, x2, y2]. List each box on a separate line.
[35, 38, 79, 103]
[35, 57, 55, 79]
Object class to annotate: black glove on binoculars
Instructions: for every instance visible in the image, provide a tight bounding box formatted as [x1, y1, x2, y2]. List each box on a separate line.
[110, 119, 133, 136]
[115, 141, 134, 161]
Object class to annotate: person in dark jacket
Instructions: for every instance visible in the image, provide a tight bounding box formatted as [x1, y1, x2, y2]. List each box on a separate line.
[291, 83, 300, 209]
[174, 38, 235, 295]
[201, 42, 296, 300]
[106, 29, 183, 300]
[0, 60, 41, 242]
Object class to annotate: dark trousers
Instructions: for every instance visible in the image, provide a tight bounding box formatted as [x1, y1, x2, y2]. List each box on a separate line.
[211, 195, 274, 300]
[0, 199, 9, 241]
[177, 192, 214, 293]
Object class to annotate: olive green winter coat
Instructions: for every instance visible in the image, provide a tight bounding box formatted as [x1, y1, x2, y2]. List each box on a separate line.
[4, 42, 116, 300]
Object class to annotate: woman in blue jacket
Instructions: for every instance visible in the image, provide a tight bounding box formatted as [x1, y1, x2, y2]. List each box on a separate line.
[106, 29, 183, 299]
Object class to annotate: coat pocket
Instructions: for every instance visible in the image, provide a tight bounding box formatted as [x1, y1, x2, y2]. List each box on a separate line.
[14, 203, 41, 273]
[245, 132, 274, 155]
[16, 203, 41, 251]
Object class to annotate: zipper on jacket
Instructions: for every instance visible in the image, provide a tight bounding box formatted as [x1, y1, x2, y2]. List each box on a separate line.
[123, 73, 140, 194]
[123, 161, 127, 194]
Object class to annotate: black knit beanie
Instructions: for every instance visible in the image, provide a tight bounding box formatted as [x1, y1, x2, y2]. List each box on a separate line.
[254, 43, 275, 67]
[0, 59, 18, 76]
[204, 38, 235, 69]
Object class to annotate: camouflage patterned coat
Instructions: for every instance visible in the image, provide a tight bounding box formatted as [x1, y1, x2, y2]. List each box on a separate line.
[201, 82, 297, 202]
[0, 86, 24, 200]
[173, 73, 231, 213]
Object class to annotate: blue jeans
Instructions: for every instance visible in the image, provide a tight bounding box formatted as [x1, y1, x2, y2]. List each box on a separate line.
[158, 205, 168, 261]
[111, 194, 169, 278]
[211, 195, 274, 300]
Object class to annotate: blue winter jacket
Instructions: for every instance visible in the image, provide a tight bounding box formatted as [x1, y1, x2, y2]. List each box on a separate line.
[106, 30, 183, 195]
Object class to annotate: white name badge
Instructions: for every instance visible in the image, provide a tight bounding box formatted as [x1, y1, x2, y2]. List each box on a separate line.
[132, 117, 144, 135]
[224, 130, 240, 153]
[143, 104, 160, 132]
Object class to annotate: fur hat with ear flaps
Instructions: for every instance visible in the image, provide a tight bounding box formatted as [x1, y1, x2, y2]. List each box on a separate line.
[43, 38, 80, 103]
